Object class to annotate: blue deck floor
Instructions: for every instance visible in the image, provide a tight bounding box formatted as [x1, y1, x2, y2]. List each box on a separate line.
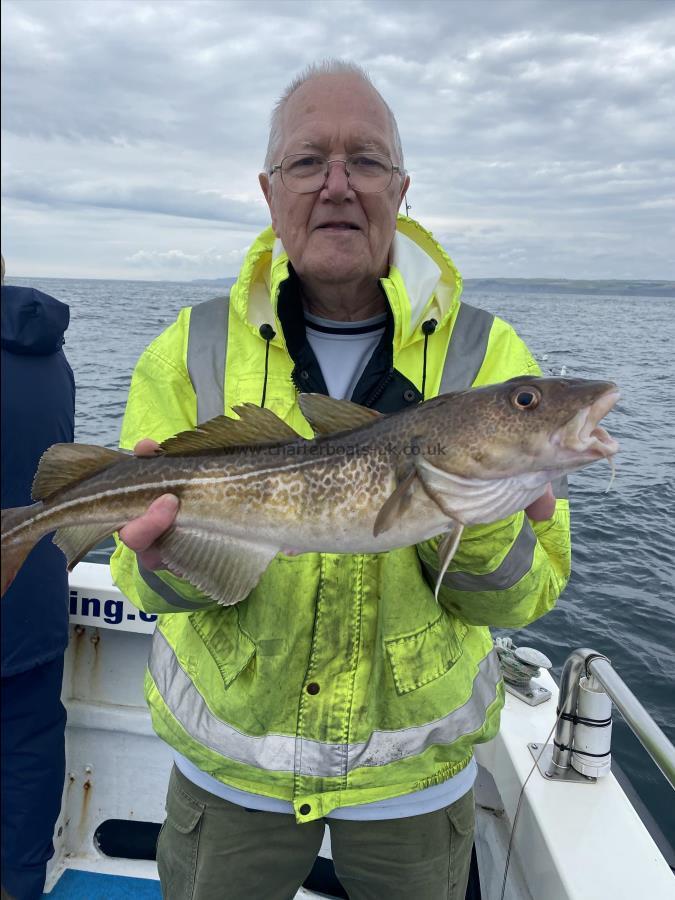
[44, 869, 162, 898]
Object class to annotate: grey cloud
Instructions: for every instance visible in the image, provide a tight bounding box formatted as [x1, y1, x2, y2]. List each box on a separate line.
[2, 173, 270, 227]
[2, 0, 674, 280]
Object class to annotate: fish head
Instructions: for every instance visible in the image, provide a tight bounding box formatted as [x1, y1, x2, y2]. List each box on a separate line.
[429, 376, 620, 479]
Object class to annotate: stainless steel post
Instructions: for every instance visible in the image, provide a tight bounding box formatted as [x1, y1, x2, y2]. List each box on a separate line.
[588, 656, 675, 789]
[551, 648, 609, 771]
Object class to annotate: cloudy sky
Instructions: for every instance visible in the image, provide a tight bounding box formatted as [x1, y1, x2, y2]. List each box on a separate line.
[1, 0, 674, 281]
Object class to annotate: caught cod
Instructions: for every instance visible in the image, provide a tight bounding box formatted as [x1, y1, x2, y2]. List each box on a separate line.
[1, 377, 619, 606]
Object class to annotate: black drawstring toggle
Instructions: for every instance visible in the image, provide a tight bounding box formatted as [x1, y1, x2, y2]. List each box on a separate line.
[421, 318, 438, 401]
[259, 324, 276, 407]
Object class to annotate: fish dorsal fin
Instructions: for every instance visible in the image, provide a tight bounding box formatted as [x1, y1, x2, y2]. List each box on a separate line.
[231, 404, 301, 442]
[298, 394, 382, 436]
[159, 407, 301, 456]
[32, 444, 126, 501]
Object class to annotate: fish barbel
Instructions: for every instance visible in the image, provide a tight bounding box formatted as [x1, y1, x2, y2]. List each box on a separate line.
[1, 376, 620, 605]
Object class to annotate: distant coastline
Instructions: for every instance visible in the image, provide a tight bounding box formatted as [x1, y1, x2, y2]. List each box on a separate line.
[187, 276, 675, 298]
[462, 278, 675, 298]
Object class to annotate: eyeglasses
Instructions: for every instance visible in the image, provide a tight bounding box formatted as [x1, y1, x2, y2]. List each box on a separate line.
[269, 153, 405, 195]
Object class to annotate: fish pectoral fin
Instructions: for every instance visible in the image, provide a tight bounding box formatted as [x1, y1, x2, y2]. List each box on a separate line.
[155, 528, 278, 606]
[32, 444, 126, 501]
[434, 524, 464, 600]
[160, 407, 301, 456]
[299, 394, 382, 436]
[373, 467, 419, 537]
[413, 455, 462, 520]
[54, 522, 123, 569]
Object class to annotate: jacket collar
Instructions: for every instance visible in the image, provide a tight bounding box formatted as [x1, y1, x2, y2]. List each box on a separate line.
[231, 215, 463, 352]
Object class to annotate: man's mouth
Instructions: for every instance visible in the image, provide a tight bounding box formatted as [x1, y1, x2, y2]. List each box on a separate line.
[315, 222, 361, 231]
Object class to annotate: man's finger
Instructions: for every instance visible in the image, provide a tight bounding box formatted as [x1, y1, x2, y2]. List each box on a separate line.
[134, 438, 162, 457]
[119, 493, 179, 552]
[137, 547, 165, 571]
[525, 484, 556, 521]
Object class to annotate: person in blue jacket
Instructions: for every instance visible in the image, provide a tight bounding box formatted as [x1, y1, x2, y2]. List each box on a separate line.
[1, 257, 75, 900]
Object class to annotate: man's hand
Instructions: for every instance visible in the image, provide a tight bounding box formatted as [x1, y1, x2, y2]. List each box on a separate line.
[524, 483, 556, 522]
[118, 439, 179, 571]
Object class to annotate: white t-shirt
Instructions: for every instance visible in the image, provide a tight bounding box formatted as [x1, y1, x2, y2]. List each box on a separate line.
[175, 309, 476, 818]
[303, 310, 387, 399]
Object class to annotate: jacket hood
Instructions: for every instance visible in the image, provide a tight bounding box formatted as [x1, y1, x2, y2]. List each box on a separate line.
[1, 285, 70, 355]
[231, 214, 463, 352]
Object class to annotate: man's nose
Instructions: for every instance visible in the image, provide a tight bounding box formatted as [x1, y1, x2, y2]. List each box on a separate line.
[321, 159, 352, 199]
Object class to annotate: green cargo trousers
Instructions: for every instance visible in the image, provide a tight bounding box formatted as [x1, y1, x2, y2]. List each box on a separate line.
[157, 765, 475, 900]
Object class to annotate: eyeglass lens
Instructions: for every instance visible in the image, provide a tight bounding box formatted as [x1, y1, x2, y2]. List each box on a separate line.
[280, 154, 394, 194]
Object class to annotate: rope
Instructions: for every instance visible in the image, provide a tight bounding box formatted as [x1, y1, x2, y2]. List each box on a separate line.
[495, 637, 543, 686]
[498, 658, 573, 900]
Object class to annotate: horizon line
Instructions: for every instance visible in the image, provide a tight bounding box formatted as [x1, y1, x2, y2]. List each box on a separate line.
[5, 274, 675, 286]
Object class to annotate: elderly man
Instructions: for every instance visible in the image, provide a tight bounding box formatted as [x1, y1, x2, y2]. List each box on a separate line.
[111, 61, 569, 900]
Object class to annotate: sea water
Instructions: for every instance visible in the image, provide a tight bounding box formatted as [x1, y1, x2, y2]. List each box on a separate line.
[6, 275, 675, 849]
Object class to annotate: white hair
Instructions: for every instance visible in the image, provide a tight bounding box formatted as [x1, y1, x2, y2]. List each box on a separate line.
[263, 59, 405, 172]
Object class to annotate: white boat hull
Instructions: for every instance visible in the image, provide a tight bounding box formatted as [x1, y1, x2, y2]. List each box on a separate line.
[43, 561, 675, 899]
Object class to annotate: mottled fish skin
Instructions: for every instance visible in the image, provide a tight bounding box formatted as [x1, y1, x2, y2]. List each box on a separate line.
[2, 438, 441, 557]
[1, 376, 620, 604]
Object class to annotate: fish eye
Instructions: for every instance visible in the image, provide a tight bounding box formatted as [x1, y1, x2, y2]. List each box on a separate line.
[511, 387, 541, 410]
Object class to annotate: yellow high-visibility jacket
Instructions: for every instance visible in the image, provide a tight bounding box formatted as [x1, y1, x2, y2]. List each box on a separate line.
[111, 216, 571, 822]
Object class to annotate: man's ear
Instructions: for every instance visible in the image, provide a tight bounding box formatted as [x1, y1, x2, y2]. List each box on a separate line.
[399, 174, 411, 210]
[259, 173, 278, 233]
[259, 172, 271, 204]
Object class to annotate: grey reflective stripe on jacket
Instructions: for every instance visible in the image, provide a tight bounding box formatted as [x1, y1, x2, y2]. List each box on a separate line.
[149, 628, 500, 775]
[422, 516, 537, 593]
[139, 564, 210, 610]
[185, 297, 494, 421]
[440, 303, 494, 394]
[187, 293, 230, 424]
[141, 294, 231, 611]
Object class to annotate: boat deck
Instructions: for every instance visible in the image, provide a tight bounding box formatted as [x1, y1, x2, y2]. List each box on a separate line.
[44, 870, 161, 899]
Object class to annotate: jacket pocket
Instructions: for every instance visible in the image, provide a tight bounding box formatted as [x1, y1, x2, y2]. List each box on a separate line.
[446, 785, 476, 836]
[189, 606, 256, 689]
[165, 773, 205, 833]
[385, 611, 468, 696]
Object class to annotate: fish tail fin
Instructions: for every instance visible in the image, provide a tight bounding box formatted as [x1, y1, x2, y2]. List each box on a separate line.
[1, 505, 41, 597]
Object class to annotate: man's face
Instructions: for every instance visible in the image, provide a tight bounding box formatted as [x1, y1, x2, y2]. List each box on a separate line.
[259, 74, 410, 290]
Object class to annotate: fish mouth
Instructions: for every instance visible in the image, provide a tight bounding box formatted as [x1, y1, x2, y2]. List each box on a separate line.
[552, 387, 621, 461]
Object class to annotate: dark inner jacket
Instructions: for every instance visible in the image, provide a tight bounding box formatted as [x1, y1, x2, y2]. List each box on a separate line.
[278, 266, 424, 413]
[1, 285, 75, 677]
